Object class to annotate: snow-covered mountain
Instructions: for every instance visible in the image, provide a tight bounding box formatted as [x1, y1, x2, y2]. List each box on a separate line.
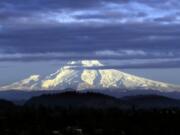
[1, 60, 180, 92]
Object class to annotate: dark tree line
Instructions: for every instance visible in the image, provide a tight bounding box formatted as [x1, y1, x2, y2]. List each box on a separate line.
[1, 92, 180, 135]
[0, 105, 180, 135]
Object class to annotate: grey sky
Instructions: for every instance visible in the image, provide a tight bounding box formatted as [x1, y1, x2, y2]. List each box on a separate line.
[0, 0, 179, 85]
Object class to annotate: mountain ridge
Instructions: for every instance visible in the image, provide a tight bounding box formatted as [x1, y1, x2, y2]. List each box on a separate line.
[25, 91, 130, 109]
[24, 92, 180, 109]
[1, 60, 180, 92]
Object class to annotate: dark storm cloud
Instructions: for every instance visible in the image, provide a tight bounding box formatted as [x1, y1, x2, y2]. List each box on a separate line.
[0, 0, 180, 68]
[0, 0, 179, 26]
[0, 0, 126, 10]
[68, 61, 180, 69]
[1, 24, 180, 53]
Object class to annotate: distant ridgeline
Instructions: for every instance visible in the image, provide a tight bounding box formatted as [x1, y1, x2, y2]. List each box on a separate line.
[1, 88, 180, 101]
[25, 91, 129, 109]
[1, 91, 180, 109]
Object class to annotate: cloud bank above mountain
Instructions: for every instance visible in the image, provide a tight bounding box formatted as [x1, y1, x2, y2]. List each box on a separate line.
[0, 0, 180, 68]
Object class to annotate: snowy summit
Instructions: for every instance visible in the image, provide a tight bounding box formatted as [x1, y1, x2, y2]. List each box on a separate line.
[1, 60, 180, 92]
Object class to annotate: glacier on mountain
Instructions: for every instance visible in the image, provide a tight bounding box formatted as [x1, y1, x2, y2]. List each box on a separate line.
[1, 60, 180, 92]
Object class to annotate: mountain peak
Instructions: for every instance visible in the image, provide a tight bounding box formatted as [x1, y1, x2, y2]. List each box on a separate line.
[67, 60, 104, 67]
[1, 60, 180, 91]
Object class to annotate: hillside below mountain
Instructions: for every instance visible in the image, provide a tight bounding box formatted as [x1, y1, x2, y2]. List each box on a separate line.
[25, 92, 129, 109]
